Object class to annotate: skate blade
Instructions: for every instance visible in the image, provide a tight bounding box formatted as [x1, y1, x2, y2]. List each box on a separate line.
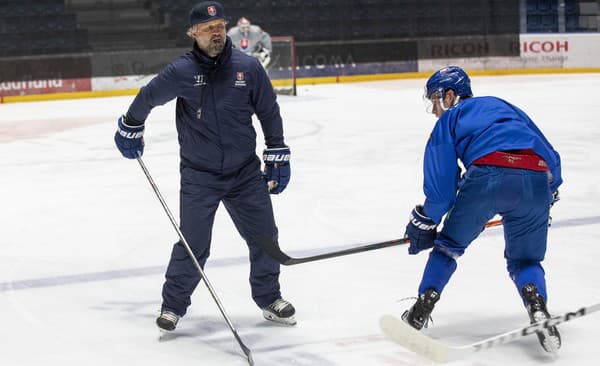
[158, 328, 176, 342]
[263, 313, 297, 326]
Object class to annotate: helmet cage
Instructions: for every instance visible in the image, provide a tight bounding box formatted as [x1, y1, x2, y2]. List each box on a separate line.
[423, 86, 462, 114]
[423, 66, 472, 114]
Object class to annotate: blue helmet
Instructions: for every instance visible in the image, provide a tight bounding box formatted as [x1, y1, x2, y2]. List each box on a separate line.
[425, 66, 473, 100]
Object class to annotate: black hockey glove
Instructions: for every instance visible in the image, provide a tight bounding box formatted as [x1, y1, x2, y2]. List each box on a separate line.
[405, 205, 437, 255]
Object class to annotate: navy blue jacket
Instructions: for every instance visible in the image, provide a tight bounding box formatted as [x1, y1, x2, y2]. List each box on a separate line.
[422, 96, 562, 224]
[126, 37, 285, 174]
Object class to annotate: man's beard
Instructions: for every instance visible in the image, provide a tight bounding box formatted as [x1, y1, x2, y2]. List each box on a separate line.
[207, 37, 225, 56]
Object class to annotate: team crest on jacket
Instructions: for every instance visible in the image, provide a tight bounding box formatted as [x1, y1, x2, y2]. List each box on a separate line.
[235, 72, 247, 87]
[207, 6, 217, 16]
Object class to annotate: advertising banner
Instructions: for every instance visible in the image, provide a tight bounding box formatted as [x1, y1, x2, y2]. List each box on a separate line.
[91, 75, 154, 91]
[0, 78, 91, 98]
[418, 33, 600, 72]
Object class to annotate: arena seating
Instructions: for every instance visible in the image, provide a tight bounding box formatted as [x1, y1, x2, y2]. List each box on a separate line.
[0, 0, 593, 58]
[0, 0, 88, 57]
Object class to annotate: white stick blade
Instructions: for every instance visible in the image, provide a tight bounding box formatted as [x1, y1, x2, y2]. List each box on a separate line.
[379, 314, 452, 363]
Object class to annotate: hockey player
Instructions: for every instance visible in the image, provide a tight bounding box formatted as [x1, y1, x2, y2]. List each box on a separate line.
[113, 1, 295, 332]
[227, 17, 272, 68]
[403, 66, 562, 352]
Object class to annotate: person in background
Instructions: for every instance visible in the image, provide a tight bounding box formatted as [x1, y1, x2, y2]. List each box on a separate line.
[227, 16, 272, 68]
[402, 66, 562, 353]
[113, 1, 295, 333]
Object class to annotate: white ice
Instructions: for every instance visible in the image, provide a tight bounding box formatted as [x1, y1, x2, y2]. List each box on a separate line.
[1, 74, 599, 366]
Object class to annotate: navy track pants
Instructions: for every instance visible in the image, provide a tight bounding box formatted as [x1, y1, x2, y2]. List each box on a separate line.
[161, 157, 281, 316]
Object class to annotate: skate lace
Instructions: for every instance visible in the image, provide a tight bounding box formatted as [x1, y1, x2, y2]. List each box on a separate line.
[398, 296, 417, 302]
[271, 299, 291, 312]
[160, 311, 179, 323]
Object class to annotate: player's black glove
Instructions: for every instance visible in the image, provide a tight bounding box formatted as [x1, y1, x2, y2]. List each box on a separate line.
[263, 146, 290, 194]
[405, 205, 437, 255]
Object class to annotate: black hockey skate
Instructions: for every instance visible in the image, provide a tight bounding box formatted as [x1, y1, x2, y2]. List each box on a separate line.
[521, 283, 561, 352]
[262, 298, 296, 326]
[402, 289, 440, 330]
[156, 310, 179, 332]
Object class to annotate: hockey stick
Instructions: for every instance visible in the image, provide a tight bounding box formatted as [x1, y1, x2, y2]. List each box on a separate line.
[259, 219, 502, 265]
[136, 157, 254, 366]
[380, 302, 600, 363]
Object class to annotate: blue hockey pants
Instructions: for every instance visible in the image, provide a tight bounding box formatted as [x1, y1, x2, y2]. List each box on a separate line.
[418, 165, 553, 302]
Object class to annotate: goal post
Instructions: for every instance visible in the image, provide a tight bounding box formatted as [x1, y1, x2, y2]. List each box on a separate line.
[268, 36, 297, 96]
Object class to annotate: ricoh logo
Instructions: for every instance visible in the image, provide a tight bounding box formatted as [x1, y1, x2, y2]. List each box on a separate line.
[522, 40, 569, 54]
[430, 42, 490, 57]
[0, 79, 63, 91]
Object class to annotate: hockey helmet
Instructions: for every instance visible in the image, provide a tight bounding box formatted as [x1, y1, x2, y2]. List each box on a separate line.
[237, 17, 251, 32]
[425, 66, 473, 100]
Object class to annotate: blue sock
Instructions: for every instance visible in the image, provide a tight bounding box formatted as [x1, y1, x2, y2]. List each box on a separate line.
[511, 263, 547, 303]
[418, 248, 458, 295]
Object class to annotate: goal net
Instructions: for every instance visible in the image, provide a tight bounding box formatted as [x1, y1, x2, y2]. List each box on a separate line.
[267, 36, 297, 96]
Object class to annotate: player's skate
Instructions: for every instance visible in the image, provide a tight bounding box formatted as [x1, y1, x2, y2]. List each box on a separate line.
[521, 283, 561, 352]
[156, 310, 179, 338]
[401, 289, 440, 330]
[262, 298, 296, 325]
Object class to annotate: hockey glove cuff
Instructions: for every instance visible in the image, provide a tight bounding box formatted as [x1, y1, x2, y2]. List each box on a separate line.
[405, 205, 438, 255]
[115, 115, 144, 159]
[263, 146, 290, 194]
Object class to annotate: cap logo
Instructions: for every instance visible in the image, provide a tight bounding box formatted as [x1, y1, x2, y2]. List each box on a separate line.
[207, 5, 217, 16]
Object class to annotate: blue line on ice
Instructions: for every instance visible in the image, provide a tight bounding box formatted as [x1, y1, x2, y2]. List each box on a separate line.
[1, 216, 598, 292]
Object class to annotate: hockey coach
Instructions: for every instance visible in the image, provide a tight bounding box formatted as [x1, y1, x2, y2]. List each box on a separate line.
[114, 1, 296, 332]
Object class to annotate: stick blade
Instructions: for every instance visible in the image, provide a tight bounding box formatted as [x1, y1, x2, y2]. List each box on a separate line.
[379, 314, 457, 363]
[256, 235, 294, 265]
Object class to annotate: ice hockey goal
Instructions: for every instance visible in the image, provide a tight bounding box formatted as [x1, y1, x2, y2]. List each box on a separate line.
[267, 36, 297, 96]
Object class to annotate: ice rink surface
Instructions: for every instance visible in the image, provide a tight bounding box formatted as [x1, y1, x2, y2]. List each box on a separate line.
[1, 73, 599, 366]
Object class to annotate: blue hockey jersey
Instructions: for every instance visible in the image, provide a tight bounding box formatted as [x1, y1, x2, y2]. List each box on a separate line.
[125, 37, 285, 174]
[422, 96, 562, 224]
